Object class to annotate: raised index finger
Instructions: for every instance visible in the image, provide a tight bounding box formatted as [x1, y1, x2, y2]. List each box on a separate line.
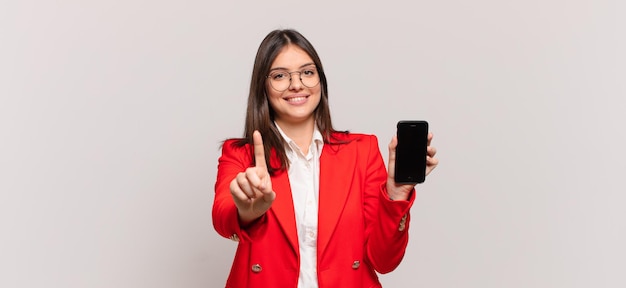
[253, 130, 267, 169]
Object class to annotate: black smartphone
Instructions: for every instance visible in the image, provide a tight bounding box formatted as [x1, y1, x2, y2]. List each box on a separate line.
[394, 120, 429, 184]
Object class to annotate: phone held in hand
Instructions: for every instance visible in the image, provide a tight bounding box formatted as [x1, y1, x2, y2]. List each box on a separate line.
[394, 120, 429, 184]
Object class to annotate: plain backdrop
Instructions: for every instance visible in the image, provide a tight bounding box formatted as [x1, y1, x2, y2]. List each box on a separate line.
[1, 0, 625, 287]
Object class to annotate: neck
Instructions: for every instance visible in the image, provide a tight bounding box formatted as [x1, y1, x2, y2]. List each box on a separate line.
[275, 118, 315, 154]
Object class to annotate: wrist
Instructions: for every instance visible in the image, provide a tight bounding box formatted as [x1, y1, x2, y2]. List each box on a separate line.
[387, 190, 409, 201]
[386, 184, 413, 201]
[238, 211, 264, 227]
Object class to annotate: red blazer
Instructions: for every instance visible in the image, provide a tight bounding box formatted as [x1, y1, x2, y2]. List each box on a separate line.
[213, 133, 415, 288]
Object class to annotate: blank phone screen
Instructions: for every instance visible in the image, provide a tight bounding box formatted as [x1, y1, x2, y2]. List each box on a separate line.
[395, 121, 428, 184]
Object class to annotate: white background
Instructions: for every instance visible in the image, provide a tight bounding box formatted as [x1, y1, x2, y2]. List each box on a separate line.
[2, 1, 625, 287]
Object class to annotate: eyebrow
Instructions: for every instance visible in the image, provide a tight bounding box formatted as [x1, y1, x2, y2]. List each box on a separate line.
[269, 63, 316, 72]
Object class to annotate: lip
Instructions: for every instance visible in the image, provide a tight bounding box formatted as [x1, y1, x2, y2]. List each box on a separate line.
[282, 94, 309, 105]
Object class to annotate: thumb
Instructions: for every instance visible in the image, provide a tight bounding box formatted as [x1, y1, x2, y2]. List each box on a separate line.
[262, 190, 276, 203]
[387, 135, 398, 179]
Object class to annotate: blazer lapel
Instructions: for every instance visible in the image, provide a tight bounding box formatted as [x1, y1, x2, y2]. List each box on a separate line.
[317, 143, 356, 256]
[269, 169, 299, 255]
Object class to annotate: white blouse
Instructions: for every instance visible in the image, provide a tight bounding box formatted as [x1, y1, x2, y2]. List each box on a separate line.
[275, 123, 323, 288]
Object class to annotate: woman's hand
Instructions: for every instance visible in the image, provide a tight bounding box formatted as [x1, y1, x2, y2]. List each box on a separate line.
[386, 132, 439, 200]
[229, 130, 276, 225]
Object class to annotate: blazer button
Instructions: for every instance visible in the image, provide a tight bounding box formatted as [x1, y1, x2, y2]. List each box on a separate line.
[398, 214, 408, 232]
[251, 264, 262, 273]
[352, 260, 360, 269]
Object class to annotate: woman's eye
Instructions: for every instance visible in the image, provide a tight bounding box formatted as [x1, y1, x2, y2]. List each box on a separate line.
[302, 69, 316, 76]
[272, 72, 287, 80]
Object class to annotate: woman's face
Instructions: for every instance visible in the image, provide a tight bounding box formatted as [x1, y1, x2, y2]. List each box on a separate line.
[266, 44, 321, 126]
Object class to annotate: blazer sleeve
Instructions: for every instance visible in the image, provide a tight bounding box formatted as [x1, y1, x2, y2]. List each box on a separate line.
[362, 134, 416, 274]
[212, 140, 264, 242]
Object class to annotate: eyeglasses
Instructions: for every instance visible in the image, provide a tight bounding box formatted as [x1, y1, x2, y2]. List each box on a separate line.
[266, 66, 320, 92]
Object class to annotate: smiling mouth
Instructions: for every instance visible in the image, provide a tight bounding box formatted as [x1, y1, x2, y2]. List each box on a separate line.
[284, 96, 308, 103]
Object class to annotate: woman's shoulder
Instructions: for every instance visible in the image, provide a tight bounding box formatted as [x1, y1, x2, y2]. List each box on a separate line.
[220, 138, 252, 158]
[222, 138, 247, 148]
[330, 131, 378, 141]
[222, 138, 246, 146]
[328, 131, 379, 148]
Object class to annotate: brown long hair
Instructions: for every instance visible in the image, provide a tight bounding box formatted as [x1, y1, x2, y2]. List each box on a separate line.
[233, 29, 346, 175]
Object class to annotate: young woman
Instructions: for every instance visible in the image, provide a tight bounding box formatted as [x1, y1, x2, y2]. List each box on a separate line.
[213, 29, 438, 288]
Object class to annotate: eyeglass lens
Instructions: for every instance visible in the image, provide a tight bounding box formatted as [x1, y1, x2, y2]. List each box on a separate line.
[268, 68, 320, 92]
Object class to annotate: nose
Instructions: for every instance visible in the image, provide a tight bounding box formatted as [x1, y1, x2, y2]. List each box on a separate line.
[288, 72, 304, 91]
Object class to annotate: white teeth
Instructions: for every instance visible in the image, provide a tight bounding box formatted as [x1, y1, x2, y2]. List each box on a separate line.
[286, 96, 306, 102]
